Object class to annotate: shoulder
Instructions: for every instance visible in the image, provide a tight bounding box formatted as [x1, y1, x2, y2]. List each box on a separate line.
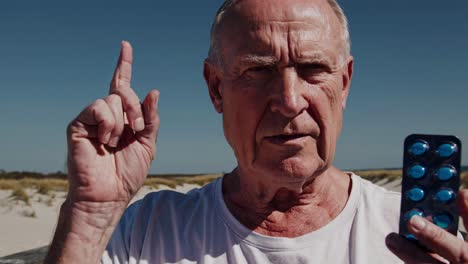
[103, 179, 222, 262]
[352, 173, 401, 204]
[351, 173, 401, 226]
[113, 179, 219, 247]
[127, 179, 218, 221]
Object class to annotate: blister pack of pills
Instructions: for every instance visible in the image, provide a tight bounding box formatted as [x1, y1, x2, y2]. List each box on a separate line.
[399, 134, 462, 241]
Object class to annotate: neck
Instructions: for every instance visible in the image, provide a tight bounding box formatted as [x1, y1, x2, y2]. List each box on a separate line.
[222, 166, 351, 237]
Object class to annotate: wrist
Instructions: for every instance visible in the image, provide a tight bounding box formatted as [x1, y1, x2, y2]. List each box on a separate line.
[44, 199, 128, 263]
[60, 198, 127, 241]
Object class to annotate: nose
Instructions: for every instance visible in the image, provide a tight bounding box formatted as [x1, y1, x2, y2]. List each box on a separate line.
[269, 67, 308, 117]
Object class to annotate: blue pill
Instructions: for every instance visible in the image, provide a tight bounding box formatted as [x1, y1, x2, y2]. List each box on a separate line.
[409, 141, 429, 156]
[436, 166, 456, 181]
[434, 189, 455, 203]
[437, 143, 457, 158]
[405, 187, 425, 202]
[433, 213, 452, 229]
[404, 209, 424, 222]
[404, 233, 418, 241]
[408, 165, 426, 179]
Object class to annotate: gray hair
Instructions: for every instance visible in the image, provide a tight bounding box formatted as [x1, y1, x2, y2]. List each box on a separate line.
[208, 0, 351, 67]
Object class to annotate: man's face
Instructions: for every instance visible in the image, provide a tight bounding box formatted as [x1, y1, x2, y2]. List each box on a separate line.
[207, 0, 353, 183]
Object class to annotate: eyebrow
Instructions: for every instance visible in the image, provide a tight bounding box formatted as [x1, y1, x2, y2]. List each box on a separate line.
[238, 55, 278, 66]
[295, 52, 333, 65]
[237, 52, 333, 67]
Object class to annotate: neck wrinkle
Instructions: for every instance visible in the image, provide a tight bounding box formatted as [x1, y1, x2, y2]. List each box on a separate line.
[222, 166, 351, 237]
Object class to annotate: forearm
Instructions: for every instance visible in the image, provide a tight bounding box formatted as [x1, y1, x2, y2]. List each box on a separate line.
[44, 199, 127, 264]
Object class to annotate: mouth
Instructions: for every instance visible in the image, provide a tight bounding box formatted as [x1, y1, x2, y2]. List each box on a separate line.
[265, 134, 310, 145]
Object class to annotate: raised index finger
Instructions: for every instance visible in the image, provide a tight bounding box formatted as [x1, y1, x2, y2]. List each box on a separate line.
[108, 41, 145, 131]
[110, 41, 133, 92]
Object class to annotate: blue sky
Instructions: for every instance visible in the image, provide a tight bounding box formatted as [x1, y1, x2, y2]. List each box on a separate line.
[0, 0, 467, 174]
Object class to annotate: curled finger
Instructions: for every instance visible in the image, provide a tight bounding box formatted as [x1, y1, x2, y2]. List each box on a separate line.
[104, 94, 124, 147]
[76, 99, 115, 145]
[111, 87, 144, 132]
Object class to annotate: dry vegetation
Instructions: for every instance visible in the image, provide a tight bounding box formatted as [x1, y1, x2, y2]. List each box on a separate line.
[1, 169, 467, 201]
[0, 171, 222, 198]
[10, 187, 31, 205]
[352, 169, 402, 184]
[0, 172, 222, 218]
[0, 178, 68, 193]
[144, 174, 222, 189]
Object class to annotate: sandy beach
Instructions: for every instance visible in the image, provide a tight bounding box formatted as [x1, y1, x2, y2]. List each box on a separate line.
[0, 184, 200, 257]
[0, 177, 464, 258]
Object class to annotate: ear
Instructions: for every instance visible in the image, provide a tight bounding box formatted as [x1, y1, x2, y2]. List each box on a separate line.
[203, 59, 223, 113]
[341, 57, 354, 109]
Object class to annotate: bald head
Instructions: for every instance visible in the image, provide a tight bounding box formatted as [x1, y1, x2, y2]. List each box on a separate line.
[208, 0, 350, 69]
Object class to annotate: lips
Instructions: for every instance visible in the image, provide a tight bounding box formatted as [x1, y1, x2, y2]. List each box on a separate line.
[265, 133, 310, 144]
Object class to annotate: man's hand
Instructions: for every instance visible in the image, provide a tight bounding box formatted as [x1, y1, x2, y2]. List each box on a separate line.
[45, 41, 159, 263]
[386, 189, 468, 264]
[66, 40, 159, 205]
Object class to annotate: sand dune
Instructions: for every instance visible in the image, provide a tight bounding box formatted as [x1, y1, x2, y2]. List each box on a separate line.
[0, 184, 200, 258]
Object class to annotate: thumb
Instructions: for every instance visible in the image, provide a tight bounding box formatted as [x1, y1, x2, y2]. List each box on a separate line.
[136, 89, 160, 156]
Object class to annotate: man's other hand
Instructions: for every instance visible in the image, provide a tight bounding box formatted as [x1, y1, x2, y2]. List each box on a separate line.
[386, 189, 468, 264]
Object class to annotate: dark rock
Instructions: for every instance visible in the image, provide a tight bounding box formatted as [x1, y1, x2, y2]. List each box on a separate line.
[0, 246, 48, 264]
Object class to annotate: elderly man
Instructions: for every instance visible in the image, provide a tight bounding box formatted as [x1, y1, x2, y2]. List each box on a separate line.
[45, 0, 468, 263]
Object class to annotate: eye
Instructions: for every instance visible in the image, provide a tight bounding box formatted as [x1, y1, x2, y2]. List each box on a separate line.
[298, 63, 330, 75]
[246, 65, 274, 73]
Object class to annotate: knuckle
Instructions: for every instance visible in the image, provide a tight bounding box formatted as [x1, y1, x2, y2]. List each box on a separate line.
[110, 89, 124, 97]
[119, 76, 131, 84]
[154, 115, 160, 124]
[127, 102, 142, 115]
[106, 94, 122, 104]
[102, 115, 116, 128]
[91, 99, 106, 109]
[111, 90, 140, 109]
[114, 118, 125, 132]
[427, 225, 445, 241]
[66, 119, 84, 137]
[66, 121, 75, 135]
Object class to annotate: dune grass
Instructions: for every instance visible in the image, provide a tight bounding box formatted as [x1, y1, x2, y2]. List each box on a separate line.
[10, 187, 30, 205]
[144, 174, 222, 189]
[0, 178, 69, 193]
[0, 170, 467, 194]
[352, 169, 402, 184]
[0, 173, 223, 195]
[0, 173, 222, 212]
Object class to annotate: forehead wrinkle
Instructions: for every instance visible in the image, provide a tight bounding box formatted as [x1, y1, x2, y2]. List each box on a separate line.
[220, 1, 344, 70]
[246, 20, 328, 39]
[233, 0, 330, 27]
[226, 1, 335, 41]
[249, 20, 336, 58]
[232, 31, 336, 68]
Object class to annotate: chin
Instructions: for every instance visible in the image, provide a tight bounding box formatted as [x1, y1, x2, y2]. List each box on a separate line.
[257, 154, 326, 184]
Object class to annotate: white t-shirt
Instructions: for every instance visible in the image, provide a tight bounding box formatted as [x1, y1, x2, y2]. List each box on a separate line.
[102, 174, 403, 264]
